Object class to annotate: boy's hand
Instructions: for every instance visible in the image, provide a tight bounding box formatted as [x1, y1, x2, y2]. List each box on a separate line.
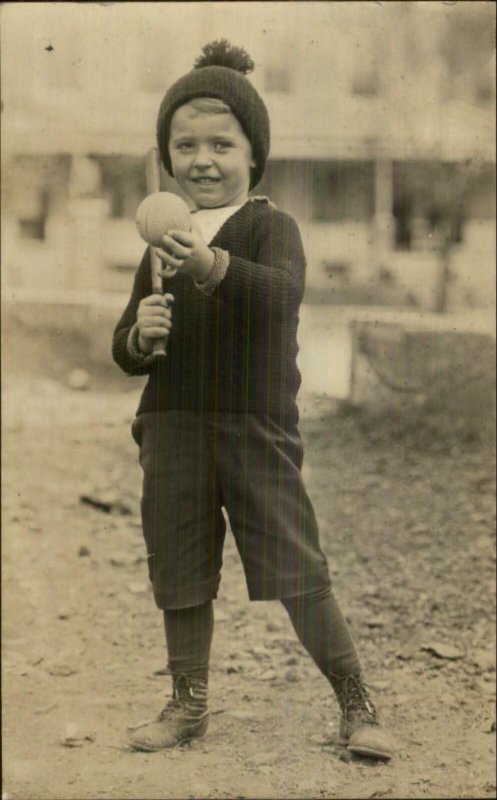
[136, 293, 174, 355]
[155, 218, 214, 283]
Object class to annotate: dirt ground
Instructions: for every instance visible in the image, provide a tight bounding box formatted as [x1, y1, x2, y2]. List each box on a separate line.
[2, 373, 496, 800]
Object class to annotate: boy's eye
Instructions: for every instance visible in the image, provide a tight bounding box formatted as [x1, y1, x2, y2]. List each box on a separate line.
[214, 140, 233, 152]
[176, 142, 194, 151]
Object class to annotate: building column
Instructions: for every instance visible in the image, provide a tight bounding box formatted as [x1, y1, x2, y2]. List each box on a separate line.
[372, 158, 395, 273]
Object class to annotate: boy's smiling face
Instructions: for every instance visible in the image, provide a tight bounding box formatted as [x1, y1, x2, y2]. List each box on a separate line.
[169, 102, 255, 210]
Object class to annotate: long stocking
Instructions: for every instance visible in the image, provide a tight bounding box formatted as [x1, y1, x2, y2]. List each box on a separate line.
[163, 600, 214, 681]
[281, 586, 362, 692]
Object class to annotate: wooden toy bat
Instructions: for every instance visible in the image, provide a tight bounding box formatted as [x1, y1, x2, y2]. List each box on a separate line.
[139, 148, 190, 358]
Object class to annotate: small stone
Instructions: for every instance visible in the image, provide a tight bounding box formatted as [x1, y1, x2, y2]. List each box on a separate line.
[250, 646, 271, 660]
[60, 722, 95, 747]
[396, 636, 424, 661]
[153, 666, 170, 676]
[259, 668, 277, 681]
[34, 703, 57, 715]
[421, 642, 463, 660]
[67, 369, 90, 391]
[364, 617, 387, 628]
[47, 663, 78, 677]
[266, 622, 283, 632]
[109, 552, 139, 567]
[127, 582, 147, 594]
[78, 546, 90, 557]
[285, 668, 300, 683]
[80, 494, 133, 516]
[63, 722, 79, 741]
[472, 649, 495, 672]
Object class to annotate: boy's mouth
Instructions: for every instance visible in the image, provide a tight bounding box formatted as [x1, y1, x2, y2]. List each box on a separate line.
[191, 177, 220, 185]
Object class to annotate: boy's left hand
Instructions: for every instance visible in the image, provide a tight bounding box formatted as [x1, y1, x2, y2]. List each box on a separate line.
[155, 219, 214, 283]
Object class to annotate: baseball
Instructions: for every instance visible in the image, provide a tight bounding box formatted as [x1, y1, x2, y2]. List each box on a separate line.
[136, 191, 191, 247]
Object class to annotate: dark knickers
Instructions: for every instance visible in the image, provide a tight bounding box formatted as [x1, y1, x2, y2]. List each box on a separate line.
[132, 411, 331, 609]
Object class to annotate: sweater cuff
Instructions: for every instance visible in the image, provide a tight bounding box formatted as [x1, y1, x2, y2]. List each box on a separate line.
[194, 247, 229, 296]
[127, 323, 149, 363]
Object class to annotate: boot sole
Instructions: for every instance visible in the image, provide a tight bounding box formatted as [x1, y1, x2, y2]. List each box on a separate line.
[130, 738, 187, 752]
[128, 719, 208, 752]
[347, 743, 393, 760]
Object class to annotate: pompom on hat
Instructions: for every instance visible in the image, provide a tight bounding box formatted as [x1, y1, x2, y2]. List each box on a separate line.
[157, 40, 270, 189]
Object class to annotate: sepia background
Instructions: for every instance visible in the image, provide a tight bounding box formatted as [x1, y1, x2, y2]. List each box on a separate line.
[2, 3, 496, 799]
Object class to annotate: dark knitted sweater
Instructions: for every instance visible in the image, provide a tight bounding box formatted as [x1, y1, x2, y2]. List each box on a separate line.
[112, 199, 306, 423]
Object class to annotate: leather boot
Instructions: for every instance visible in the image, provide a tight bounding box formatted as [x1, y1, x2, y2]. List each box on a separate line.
[127, 673, 209, 752]
[332, 673, 393, 760]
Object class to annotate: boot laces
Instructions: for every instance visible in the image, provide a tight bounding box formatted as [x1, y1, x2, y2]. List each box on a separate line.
[157, 697, 183, 721]
[127, 675, 206, 733]
[159, 673, 209, 724]
[340, 674, 378, 725]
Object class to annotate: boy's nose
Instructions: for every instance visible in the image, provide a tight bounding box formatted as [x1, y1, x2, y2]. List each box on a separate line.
[192, 146, 214, 168]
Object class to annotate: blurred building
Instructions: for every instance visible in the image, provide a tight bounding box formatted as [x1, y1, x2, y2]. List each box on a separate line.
[2, 2, 495, 309]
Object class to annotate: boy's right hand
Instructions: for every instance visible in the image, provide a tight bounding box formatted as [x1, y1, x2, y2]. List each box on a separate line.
[136, 293, 174, 355]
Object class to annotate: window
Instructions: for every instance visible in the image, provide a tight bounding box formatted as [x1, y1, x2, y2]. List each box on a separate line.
[19, 201, 47, 241]
[256, 160, 312, 221]
[95, 157, 147, 219]
[3, 155, 71, 240]
[312, 161, 374, 222]
[94, 155, 179, 219]
[392, 161, 471, 251]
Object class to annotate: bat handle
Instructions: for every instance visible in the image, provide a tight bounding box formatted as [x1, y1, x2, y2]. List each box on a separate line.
[146, 147, 171, 360]
[150, 287, 169, 358]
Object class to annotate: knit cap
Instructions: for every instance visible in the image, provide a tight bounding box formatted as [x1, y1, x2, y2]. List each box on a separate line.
[156, 40, 270, 189]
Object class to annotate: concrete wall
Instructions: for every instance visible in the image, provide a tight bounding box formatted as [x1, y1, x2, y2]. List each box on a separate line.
[349, 318, 496, 439]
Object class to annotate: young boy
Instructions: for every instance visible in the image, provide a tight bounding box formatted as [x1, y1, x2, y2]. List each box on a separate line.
[112, 40, 393, 760]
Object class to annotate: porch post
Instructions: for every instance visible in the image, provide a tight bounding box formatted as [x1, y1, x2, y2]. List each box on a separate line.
[372, 158, 395, 273]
